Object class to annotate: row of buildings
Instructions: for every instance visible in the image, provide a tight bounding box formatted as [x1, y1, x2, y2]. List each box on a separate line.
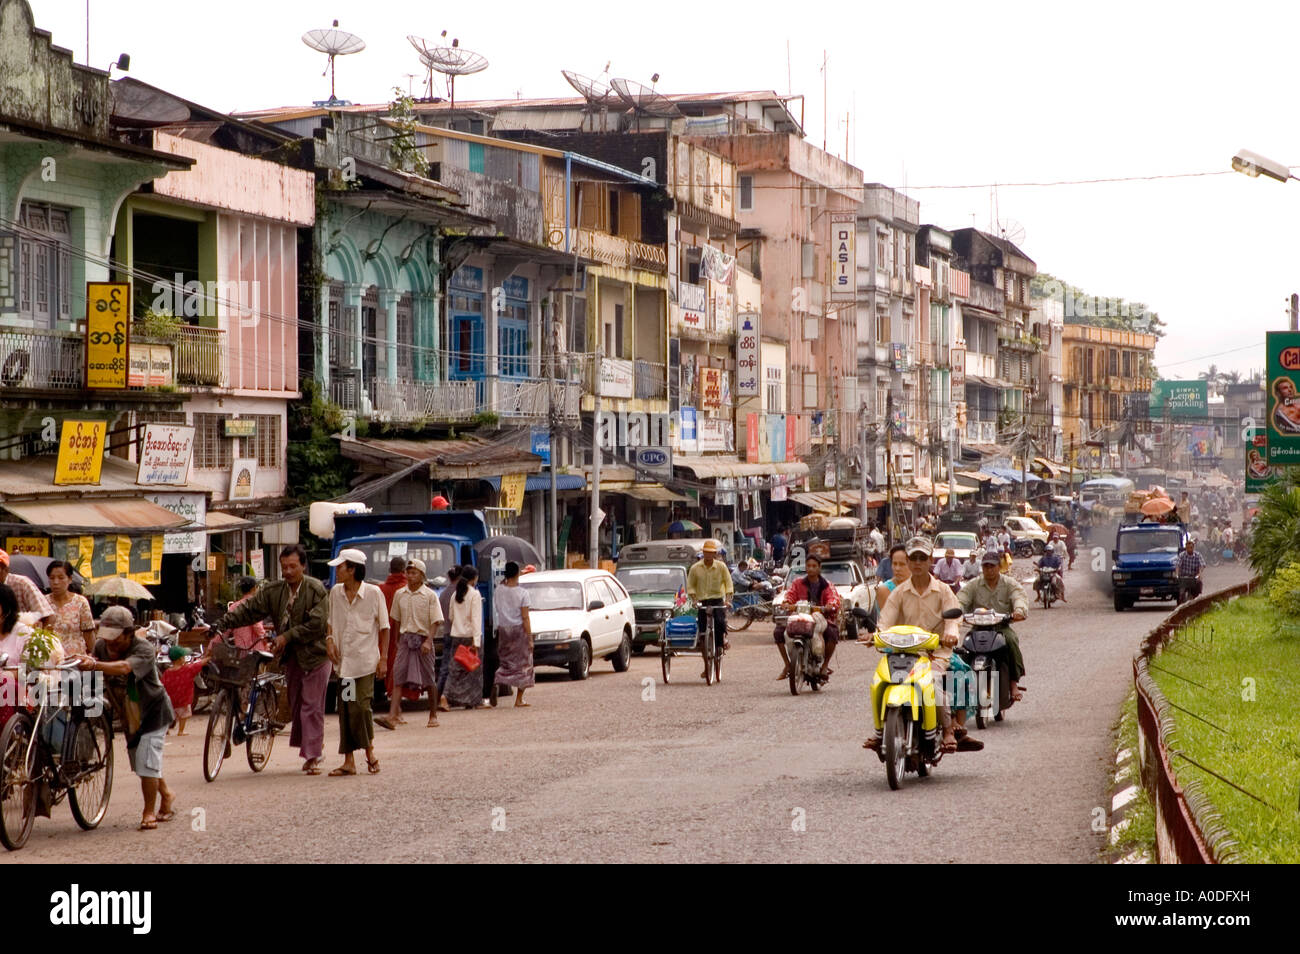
[0, 0, 1174, 600]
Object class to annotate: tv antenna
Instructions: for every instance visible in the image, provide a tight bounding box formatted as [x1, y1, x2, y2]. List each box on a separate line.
[302, 20, 366, 106]
[562, 69, 614, 132]
[409, 34, 488, 124]
[610, 76, 679, 131]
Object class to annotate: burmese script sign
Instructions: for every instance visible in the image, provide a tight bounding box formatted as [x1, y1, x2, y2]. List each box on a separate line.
[137, 424, 195, 486]
[54, 420, 106, 486]
[86, 282, 130, 389]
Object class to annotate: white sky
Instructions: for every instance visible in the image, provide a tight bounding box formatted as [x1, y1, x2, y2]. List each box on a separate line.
[34, 0, 1300, 379]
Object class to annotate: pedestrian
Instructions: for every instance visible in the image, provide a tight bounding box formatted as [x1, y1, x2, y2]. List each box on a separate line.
[377, 556, 413, 709]
[0, 549, 54, 625]
[442, 566, 484, 710]
[325, 548, 388, 776]
[376, 558, 444, 729]
[433, 566, 461, 713]
[492, 562, 534, 708]
[208, 544, 329, 775]
[771, 527, 788, 565]
[76, 606, 176, 831]
[46, 561, 94, 656]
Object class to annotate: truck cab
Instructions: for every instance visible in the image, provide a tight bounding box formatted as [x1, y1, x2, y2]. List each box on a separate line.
[1111, 521, 1187, 611]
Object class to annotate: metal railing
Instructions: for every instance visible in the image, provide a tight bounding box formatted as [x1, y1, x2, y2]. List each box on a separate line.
[495, 377, 580, 419]
[0, 326, 83, 389]
[1132, 579, 1258, 863]
[371, 377, 479, 422]
[635, 360, 666, 400]
[171, 325, 227, 387]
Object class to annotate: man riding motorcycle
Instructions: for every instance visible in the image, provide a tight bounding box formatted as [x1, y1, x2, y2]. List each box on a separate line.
[1034, 542, 1065, 603]
[777, 554, 841, 681]
[863, 537, 984, 754]
[957, 550, 1029, 701]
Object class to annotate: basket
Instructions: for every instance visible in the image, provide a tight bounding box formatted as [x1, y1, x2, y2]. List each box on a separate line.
[208, 641, 264, 687]
[664, 615, 700, 649]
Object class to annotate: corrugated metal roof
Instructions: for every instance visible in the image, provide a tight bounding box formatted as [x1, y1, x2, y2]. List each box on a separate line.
[0, 455, 204, 499]
[3, 498, 187, 530]
[674, 456, 810, 479]
[339, 435, 542, 479]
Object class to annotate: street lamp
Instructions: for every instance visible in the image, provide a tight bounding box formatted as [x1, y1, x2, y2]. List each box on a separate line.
[1231, 148, 1293, 183]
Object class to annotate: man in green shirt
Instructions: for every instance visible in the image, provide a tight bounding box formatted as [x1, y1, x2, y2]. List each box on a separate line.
[956, 550, 1029, 700]
[687, 539, 733, 663]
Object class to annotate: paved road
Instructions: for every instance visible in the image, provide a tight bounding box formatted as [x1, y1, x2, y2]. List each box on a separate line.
[5, 559, 1249, 864]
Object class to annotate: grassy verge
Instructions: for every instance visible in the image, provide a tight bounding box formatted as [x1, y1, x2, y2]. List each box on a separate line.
[1148, 593, 1300, 863]
[1108, 692, 1155, 860]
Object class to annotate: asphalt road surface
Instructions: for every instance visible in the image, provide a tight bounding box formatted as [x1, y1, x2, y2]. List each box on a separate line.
[5, 558, 1250, 864]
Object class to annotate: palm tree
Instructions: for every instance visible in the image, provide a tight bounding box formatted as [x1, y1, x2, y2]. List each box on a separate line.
[1249, 475, 1300, 580]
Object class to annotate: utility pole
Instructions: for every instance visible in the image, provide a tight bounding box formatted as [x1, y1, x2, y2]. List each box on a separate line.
[830, 367, 841, 514]
[858, 408, 870, 525]
[589, 354, 602, 569]
[885, 392, 894, 542]
[545, 297, 558, 569]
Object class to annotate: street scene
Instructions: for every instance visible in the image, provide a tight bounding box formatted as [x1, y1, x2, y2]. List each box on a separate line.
[0, 0, 1295, 906]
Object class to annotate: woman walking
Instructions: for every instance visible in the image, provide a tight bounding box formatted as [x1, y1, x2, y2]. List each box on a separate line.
[46, 561, 94, 656]
[492, 562, 534, 708]
[442, 566, 483, 710]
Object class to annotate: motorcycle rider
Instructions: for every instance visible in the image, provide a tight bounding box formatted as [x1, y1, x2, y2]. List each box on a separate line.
[778, 553, 842, 681]
[864, 537, 983, 754]
[1035, 539, 1065, 602]
[1177, 538, 1205, 601]
[957, 550, 1029, 702]
[934, 547, 963, 590]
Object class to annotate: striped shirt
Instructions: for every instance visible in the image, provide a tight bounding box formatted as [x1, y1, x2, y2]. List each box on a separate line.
[1176, 550, 1205, 579]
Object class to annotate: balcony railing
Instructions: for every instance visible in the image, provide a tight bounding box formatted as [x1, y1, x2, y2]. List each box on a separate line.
[371, 378, 479, 422]
[172, 326, 227, 387]
[549, 226, 669, 273]
[635, 360, 666, 400]
[965, 419, 997, 444]
[495, 377, 581, 420]
[0, 327, 83, 389]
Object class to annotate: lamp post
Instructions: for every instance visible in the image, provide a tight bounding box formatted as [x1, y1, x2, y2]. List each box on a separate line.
[1232, 149, 1300, 330]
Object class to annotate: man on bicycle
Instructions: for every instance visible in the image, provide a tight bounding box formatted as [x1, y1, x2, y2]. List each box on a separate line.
[1177, 538, 1205, 601]
[779, 553, 841, 680]
[687, 539, 732, 678]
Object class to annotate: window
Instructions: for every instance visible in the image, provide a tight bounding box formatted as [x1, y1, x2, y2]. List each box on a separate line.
[1108, 348, 1119, 377]
[802, 371, 818, 410]
[877, 384, 889, 417]
[250, 415, 281, 468]
[767, 373, 784, 413]
[396, 303, 413, 380]
[1122, 350, 1132, 378]
[876, 231, 888, 273]
[738, 175, 753, 212]
[193, 413, 232, 470]
[801, 242, 815, 279]
[876, 311, 890, 345]
[15, 202, 73, 326]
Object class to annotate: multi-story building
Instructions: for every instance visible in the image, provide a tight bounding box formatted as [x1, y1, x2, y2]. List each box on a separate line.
[1061, 324, 1156, 449]
[1029, 296, 1065, 460]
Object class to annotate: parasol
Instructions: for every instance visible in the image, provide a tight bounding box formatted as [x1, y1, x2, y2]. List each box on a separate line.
[84, 576, 156, 601]
[659, 520, 703, 534]
[4, 554, 85, 591]
[1140, 498, 1176, 517]
[473, 535, 544, 572]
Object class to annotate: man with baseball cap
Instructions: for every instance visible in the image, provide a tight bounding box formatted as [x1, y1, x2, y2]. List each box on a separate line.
[0, 549, 54, 625]
[686, 539, 733, 676]
[957, 549, 1029, 701]
[866, 536, 983, 754]
[76, 606, 176, 830]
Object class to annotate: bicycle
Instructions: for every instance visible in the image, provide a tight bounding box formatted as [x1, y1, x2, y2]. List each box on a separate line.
[696, 599, 726, 685]
[202, 637, 285, 782]
[0, 658, 113, 851]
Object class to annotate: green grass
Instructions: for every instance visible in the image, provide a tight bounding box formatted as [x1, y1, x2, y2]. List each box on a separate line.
[1148, 594, 1300, 863]
[1108, 693, 1155, 860]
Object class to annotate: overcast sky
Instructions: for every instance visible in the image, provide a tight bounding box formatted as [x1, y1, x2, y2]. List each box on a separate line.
[36, 0, 1300, 379]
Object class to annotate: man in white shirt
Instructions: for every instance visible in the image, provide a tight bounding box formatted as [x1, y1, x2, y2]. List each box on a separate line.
[377, 558, 444, 729]
[868, 525, 886, 559]
[326, 548, 389, 777]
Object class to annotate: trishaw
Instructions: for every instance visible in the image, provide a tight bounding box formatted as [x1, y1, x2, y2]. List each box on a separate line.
[659, 604, 725, 685]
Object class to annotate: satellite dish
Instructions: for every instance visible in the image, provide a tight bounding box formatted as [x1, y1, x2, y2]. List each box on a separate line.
[302, 21, 366, 106]
[1000, 219, 1027, 249]
[110, 78, 190, 127]
[562, 70, 615, 131]
[409, 37, 488, 122]
[610, 77, 680, 130]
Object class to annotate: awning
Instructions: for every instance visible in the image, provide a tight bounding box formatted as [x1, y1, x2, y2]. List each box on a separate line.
[983, 467, 1042, 485]
[789, 492, 853, 514]
[618, 484, 692, 503]
[338, 434, 542, 480]
[956, 470, 993, 484]
[205, 511, 253, 530]
[1033, 457, 1064, 478]
[482, 474, 586, 493]
[674, 455, 810, 480]
[3, 498, 188, 531]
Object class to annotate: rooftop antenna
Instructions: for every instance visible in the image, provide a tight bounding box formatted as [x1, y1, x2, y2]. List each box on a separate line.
[302, 20, 366, 106]
[562, 69, 614, 132]
[610, 76, 679, 132]
[411, 35, 488, 127]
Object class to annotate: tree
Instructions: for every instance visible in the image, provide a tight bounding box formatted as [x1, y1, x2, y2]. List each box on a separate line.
[1030, 272, 1165, 339]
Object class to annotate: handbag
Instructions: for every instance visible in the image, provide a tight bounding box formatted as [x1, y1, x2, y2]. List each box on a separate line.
[453, 644, 481, 672]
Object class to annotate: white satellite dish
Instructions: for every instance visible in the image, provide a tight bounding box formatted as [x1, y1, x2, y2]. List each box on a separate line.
[562, 70, 615, 131]
[409, 36, 488, 121]
[302, 21, 366, 106]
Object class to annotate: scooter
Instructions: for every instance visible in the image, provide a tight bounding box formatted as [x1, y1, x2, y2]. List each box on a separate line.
[1033, 566, 1058, 609]
[956, 610, 1014, 728]
[784, 600, 828, 695]
[865, 606, 964, 790]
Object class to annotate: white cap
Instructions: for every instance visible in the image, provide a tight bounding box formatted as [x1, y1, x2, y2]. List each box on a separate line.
[407, 558, 427, 576]
[328, 547, 367, 567]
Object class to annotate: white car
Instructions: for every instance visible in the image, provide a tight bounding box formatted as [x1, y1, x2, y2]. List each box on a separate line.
[1003, 516, 1049, 554]
[773, 560, 876, 638]
[520, 570, 635, 680]
[933, 531, 980, 563]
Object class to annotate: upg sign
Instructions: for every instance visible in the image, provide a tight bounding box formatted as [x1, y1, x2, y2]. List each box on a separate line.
[634, 446, 672, 482]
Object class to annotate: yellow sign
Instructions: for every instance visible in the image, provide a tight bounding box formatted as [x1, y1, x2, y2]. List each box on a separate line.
[86, 282, 131, 388]
[499, 473, 527, 514]
[51, 534, 161, 583]
[54, 420, 106, 485]
[5, 537, 49, 557]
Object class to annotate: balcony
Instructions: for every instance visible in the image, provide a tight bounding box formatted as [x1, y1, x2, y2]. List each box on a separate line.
[635, 360, 666, 400]
[965, 419, 997, 444]
[547, 226, 668, 273]
[0, 327, 83, 390]
[998, 332, 1040, 354]
[494, 377, 581, 420]
[171, 326, 228, 387]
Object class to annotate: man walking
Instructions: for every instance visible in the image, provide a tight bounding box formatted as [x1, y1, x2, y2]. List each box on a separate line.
[210, 544, 328, 775]
[326, 548, 388, 776]
[493, 562, 534, 708]
[377, 558, 444, 729]
[1177, 538, 1206, 602]
[377, 556, 409, 709]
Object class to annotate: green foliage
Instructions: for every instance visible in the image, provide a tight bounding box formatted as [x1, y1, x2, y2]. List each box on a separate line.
[1031, 271, 1165, 339]
[287, 378, 356, 509]
[387, 87, 426, 176]
[1249, 474, 1300, 580]
[470, 410, 500, 430]
[21, 625, 60, 669]
[1265, 561, 1300, 617]
[138, 308, 182, 340]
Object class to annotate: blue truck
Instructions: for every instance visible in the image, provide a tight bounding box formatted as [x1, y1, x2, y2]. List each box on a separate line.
[1110, 521, 1188, 612]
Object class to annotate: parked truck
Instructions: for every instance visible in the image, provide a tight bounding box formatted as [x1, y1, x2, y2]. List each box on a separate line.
[1111, 520, 1188, 612]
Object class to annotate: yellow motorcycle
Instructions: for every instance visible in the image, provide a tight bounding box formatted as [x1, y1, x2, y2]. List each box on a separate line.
[865, 606, 963, 790]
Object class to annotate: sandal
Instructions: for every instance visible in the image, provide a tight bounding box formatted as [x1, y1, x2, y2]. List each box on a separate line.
[367, 757, 380, 775]
[304, 759, 322, 775]
[328, 766, 357, 776]
[940, 736, 958, 753]
[156, 808, 176, 823]
[138, 818, 158, 831]
[956, 736, 985, 752]
[427, 718, 440, 727]
[862, 736, 881, 751]
[777, 668, 790, 680]
[374, 716, 397, 731]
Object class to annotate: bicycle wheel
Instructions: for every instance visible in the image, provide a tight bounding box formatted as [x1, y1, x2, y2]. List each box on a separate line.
[203, 689, 234, 783]
[727, 605, 754, 632]
[713, 640, 723, 684]
[67, 714, 113, 830]
[0, 712, 37, 851]
[702, 622, 715, 686]
[245, 684, 278, 773]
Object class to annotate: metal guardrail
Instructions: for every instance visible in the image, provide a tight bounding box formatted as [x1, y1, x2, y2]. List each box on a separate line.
[0, 327, 83, 389]
[1131, 578, 1257, 864]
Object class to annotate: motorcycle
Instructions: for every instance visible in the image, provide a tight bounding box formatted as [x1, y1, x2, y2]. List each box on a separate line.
[1033, 566, 1058, 609]
[864, 606, 964, 790]
[956, 610, 1014, 728]
[784, 600, 828, 695]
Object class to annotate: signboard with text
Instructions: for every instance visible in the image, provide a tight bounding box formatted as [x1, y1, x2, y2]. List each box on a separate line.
[86, 282, 130, 389]
[499, 473, 527, 514]
[736, 312, 760, 397]
[830, 212, 856, 302]
[137, 424, 195, 486]
[1266, 332, 1300, 463]
[598, 358, 634, 398]
[224, 419, 257, 438]
[229, 458, 258, 500]
[54, 420, 106, 485]
[700, 368, 723, 408]
[679, 407, 698, 452]
[1149, 379, 1208, 420]
[1246, 434, 1279, 493]
[144, 493, 206, 554]
[5, 537, 48, 557]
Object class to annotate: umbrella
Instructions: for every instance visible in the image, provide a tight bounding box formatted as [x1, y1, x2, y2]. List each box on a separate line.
[4, 554, 85, 591]
[473, 535, 544, 573]
[659, 520, 703, 534]
[84, 576, 156, 601]
[1140, 498, 1175, 517]
[1048, 523, 1069, 537]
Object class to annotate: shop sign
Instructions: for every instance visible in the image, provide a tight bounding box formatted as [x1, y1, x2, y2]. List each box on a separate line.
[86, 282, 130, 389]
[51, 534, 162, 584]
[143, 493, 206, 555]
[678, 282, 707, 333]
[137, 424, 195, 486]
[224, 419, 257, 438]
[229, 458, 258, 500]
[701, 368, 723, 408]
[830, 212, 856, 302]
[747, 414, 760, 463]
[698, 417, 733, 452]
[736, 312, 760, 397]
[499, 473, 527, 514]
[149, 345, 174, 387]
[679, 407, 698, 452]
[250, 550, 265, 580]
[54, 420, 106, 486]
[530, 427, 551, 467]
[1266, 333, 1300, 462]
[598, 358, 634, 398]
[5, 537, 48, 557]
[634, 446, 672, 482]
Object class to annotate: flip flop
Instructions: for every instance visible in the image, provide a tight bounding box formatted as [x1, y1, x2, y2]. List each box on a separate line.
[328, 766, 357, 777]
[514, 702, 531, 708]
[374, 716, 397, 731]
[956, 736, 985, 752]
[138, 818, 158, 831]
[305, 765, 323, 775]
[367, 757, 380, 775]
[156, 809, 176, 823]
[940, 738, 958, 753]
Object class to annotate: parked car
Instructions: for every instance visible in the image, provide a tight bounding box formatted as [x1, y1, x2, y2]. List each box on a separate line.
[615, 563, 687, 653]
[772, 559, 875, 639]
[1003, 516, 1049, 554]
[521, 570, 635, 680]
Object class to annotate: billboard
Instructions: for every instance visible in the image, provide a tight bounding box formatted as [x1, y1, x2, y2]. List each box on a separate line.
[1266, 331, 1300, 463]
[830, 212, 856, 302]
[1148, 379, 1207, 419]
[1246, 434, 1279, 493]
